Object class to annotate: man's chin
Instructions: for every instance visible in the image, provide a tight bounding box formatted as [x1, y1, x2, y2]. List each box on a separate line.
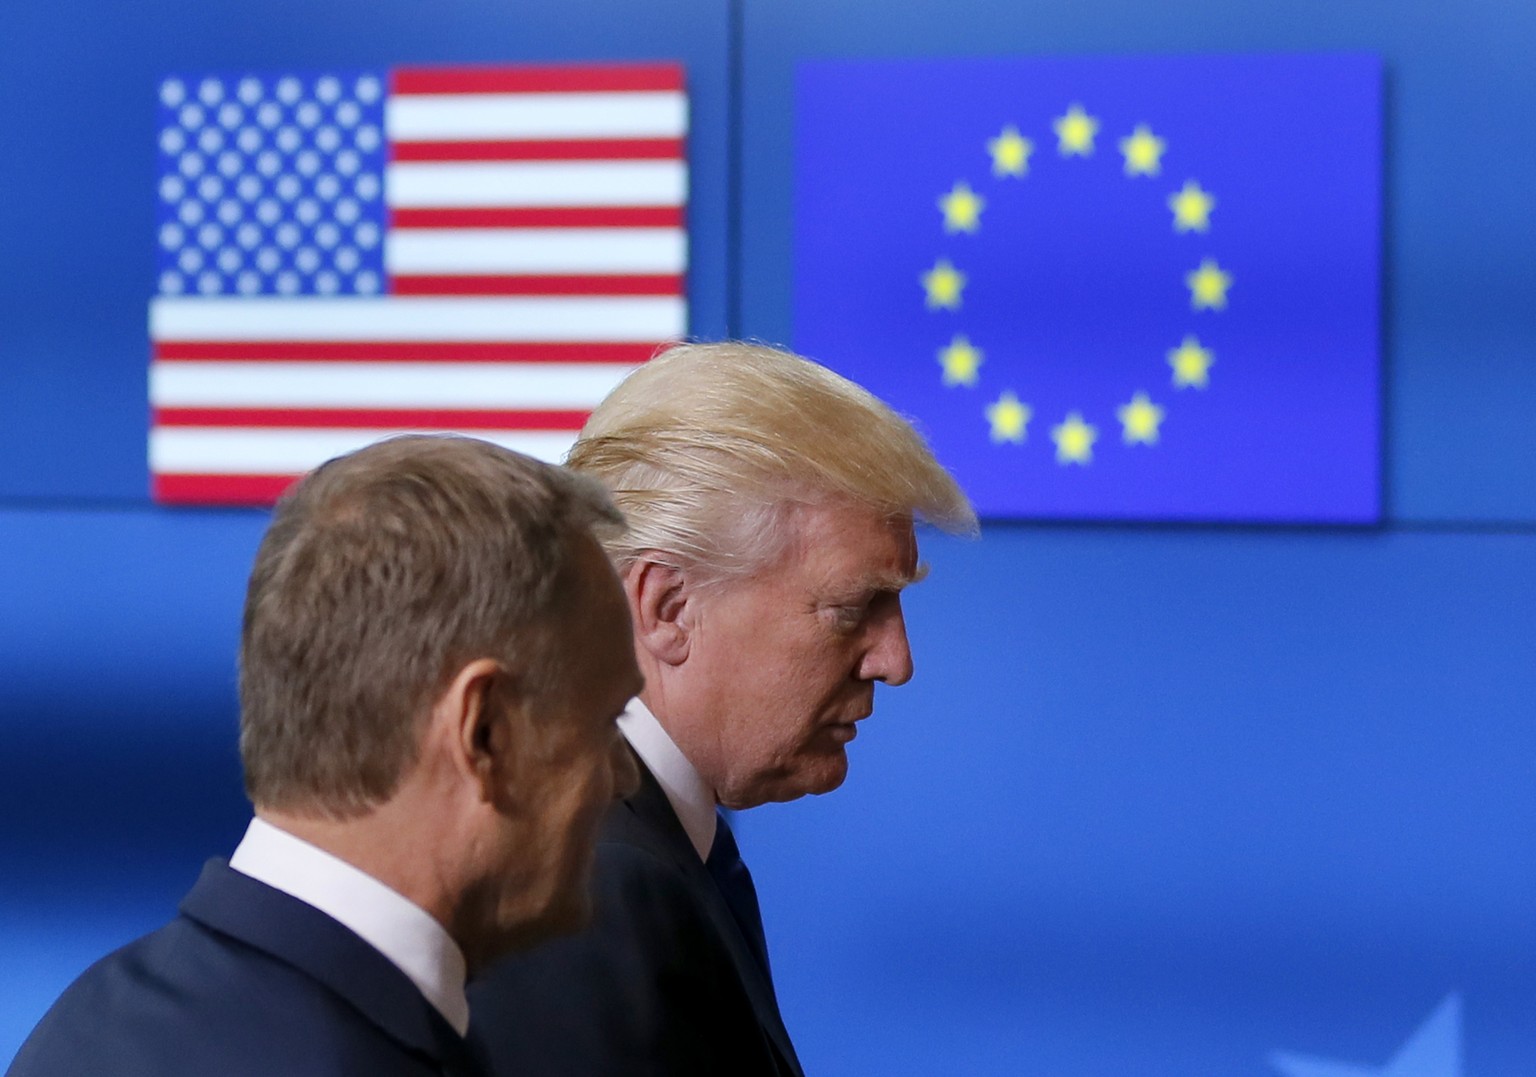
[467, 889, 594, 973]
[764, 755, 852, 805]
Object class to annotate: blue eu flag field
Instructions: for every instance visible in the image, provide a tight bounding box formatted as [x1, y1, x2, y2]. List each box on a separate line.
[794, 53, 1381, 523]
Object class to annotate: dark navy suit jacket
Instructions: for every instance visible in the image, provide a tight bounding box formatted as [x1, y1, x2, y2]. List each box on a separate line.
[7, 860, 488, 1077]
[470, 758, 804, 1077]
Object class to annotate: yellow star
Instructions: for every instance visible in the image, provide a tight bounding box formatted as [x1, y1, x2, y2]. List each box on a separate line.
[1051, 412, 1097, 464]
[1116, 392, 1166, 444]
[1053, 104, 1099, 156]
[938, 181, 985, 234]
[1118, 124, 1166, 177]
[987, 125, 1034, 177]
[1186, 258, 1233, 310]
[986, 391, 1031, 443]
[921, 258, 966, 310]
[938, 335, 983, 387]
[1168, 179, 1215, 233]
[1167, 335, 1215, 389]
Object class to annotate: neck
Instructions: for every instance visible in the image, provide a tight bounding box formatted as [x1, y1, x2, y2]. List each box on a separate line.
[255, 803, 460, 930]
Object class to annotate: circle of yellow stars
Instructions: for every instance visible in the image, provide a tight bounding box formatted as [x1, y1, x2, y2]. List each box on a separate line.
[920, 102, 1232, 466]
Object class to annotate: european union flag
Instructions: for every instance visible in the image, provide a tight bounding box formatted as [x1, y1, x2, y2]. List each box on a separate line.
[794, 53, 1381, 523]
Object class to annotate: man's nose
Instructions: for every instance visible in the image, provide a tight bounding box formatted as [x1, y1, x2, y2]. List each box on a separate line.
[861, 604, 914, 686]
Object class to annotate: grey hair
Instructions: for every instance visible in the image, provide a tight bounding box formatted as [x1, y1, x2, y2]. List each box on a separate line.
[239, 434, 624, 818]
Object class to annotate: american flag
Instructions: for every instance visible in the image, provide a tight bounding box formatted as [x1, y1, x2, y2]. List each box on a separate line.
[149, 63, 688, 505]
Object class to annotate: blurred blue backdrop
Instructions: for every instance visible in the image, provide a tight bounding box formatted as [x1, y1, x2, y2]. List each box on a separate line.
[2, 1, 1533, 1074]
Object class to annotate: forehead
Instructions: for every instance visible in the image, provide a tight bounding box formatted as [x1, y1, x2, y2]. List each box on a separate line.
[780, 500, 918, 589]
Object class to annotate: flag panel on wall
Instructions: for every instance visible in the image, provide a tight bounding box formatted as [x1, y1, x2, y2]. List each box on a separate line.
[794, 53, 1381, 523]
[150, 63, 688, 505]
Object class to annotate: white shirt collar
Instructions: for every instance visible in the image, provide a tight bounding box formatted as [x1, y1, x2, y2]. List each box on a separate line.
[618, 697, 717, 861]
[228, 817, 470, 1036]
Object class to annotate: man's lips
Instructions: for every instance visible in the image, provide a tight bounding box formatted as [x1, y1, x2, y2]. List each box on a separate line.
[825, 712, 870, 744]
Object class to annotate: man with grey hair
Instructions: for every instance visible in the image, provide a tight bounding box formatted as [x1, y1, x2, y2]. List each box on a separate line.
[471, 343, 976, 1077]
[9, 435, 641, 1077]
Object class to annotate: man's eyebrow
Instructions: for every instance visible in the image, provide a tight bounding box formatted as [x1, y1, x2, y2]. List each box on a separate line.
[862, 562, 929, 593]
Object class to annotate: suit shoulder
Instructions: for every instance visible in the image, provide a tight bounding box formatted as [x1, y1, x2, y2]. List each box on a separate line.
[9, 915, 440, 1077]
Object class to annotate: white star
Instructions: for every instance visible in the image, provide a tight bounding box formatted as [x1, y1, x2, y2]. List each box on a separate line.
[1270, 995, 1462, 1077]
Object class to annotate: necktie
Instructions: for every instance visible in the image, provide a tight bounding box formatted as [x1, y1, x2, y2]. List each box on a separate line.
[705, 810, 773, 979]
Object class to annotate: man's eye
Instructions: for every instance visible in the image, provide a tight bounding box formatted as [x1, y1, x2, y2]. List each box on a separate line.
[829, 605, 865, 630]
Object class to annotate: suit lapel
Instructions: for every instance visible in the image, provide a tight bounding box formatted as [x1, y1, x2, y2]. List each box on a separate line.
[622, 761, 806, 1077]
[180, 860, 484, 1077]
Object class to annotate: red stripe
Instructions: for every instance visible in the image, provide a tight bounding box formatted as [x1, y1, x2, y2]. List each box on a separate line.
[154, 473, 300, 506]
[152, 341, 663, 364]
[390, 207, 683, 229]
[392, 275, 683, 297]
[154, 408, 590, 430]
[391, 138, 683, 162]
[392, 64, 684, 96]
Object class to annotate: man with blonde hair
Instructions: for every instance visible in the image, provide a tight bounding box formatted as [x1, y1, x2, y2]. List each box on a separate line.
[471, 343, 976, 1077]
[9, 436, 641, 1077]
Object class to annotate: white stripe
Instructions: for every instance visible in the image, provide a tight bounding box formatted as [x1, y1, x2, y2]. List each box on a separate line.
[151, 428, 580, 474]
[151, 362, 638, 409]
[386, 92, 686, 141]
[385, 228, 685, 274]
[149, 297, 685, 342]
[387, 161, 686, 209]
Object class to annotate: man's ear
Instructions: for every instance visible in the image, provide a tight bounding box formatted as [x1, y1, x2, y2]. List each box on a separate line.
[433, 657, 516, 805]
[624, 558, 692, 667]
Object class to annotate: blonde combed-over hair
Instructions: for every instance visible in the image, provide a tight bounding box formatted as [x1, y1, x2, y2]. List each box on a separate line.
[566, 341, 977, 582]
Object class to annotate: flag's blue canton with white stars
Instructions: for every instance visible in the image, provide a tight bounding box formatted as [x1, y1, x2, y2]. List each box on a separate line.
[155, 72, 388, 298]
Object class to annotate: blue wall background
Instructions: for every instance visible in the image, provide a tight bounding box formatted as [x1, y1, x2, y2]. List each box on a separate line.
[2, 1, 1533, 1074]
